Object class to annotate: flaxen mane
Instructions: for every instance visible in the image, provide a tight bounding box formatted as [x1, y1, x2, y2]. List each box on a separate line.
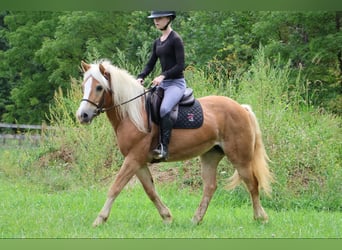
[93, 60, 147, 133]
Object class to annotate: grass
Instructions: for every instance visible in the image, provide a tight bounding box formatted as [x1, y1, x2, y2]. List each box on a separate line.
[0, 174, 341, 238]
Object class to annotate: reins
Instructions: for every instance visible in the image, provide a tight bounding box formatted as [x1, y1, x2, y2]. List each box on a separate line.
[81, 83, 156, 115]
[110, 84, 156, 110]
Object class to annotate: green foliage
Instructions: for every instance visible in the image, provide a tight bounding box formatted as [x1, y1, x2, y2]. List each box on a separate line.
[0, 11, 341, 124]
[182, 11, 257, 80]
[0, 11, 61, 123]
[0, 11, 142, 123]
[232, 49, 341, 211]
[252, 11, 342, 113]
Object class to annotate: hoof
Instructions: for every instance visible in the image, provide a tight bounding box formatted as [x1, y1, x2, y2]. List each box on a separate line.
[162, 215, 173, 225]
[163, 219, 172, 225]
[191, 216, 202, 225]
[254, 207, 269, 223]
[92, 215, 107, 227]
[254, 214, 269, 223]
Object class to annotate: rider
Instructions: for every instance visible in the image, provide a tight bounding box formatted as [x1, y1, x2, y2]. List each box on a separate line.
[137, 11, 186, 160]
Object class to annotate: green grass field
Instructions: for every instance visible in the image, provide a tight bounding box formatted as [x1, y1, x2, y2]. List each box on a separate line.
[0, 174, 340, 238]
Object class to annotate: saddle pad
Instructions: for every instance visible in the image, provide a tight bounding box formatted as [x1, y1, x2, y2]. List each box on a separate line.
[173, 100, 203, 129]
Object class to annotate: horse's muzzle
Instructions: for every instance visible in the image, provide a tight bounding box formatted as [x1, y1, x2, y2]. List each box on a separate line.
[76, 108, 96, 124]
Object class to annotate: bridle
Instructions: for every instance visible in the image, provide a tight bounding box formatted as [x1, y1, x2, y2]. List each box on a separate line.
[81, 94, 107, 116]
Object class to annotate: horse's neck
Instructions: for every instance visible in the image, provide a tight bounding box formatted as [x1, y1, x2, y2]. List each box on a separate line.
[105, 109, 142, 134]
[105, 108, 150, 156]
[105, 109, 124, 132]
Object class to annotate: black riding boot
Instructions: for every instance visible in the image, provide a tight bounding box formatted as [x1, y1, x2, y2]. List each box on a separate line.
[153, 114, 173, 160]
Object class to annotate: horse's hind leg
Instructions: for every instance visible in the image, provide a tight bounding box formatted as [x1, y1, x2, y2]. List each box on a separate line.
[192, 147, 224, 225]
[235, 165, 268, 222]
[135, 166, 172, 223]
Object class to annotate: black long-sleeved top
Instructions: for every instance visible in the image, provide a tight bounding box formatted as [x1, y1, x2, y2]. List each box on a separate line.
[137, 31, 185, 80]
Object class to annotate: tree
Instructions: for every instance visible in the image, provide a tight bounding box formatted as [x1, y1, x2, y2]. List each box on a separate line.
[1, 11, 138, 123]
[0, 11, 60, 123]
[1, 11, 340, 124]
[180, 11, 258, 81]
[36, 11, 136, 88]
[252, 11, 342, 111]
[0, 11, 10, 118]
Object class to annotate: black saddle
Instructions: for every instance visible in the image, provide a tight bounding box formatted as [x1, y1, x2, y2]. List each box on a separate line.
[147, 87, 203, 129]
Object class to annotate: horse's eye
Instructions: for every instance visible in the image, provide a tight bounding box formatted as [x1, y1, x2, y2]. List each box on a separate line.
[96, 85, 103, 92]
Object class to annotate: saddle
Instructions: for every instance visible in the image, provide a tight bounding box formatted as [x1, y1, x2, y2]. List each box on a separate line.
[146, 87, 203, 129]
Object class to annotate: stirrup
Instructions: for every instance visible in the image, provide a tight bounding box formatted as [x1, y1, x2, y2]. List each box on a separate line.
[152, 143, 168, 160]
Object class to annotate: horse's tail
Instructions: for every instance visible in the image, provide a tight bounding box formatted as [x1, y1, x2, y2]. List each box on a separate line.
[227, 104, 274, 196]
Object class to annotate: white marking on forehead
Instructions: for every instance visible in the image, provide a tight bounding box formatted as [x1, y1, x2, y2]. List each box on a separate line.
[79, 77, 94, 110]
[83, 77, 92, 100]
[83, 64, 109, 89]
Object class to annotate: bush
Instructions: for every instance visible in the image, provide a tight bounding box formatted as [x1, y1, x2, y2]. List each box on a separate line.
[220, 49, 341, 211]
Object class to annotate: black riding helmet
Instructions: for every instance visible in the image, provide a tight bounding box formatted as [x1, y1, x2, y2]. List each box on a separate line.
[148, 11, 176, 31]
[148, 11, 176, 20]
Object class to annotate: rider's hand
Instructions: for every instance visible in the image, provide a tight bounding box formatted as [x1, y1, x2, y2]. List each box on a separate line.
[152, 75, 165, 86]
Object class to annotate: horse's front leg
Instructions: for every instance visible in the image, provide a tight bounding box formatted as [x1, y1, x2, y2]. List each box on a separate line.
[136, 166, 172, 223]
[93, 157, 139, 227]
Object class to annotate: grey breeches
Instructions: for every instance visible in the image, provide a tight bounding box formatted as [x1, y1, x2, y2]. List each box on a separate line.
[159, 78, 186, 118]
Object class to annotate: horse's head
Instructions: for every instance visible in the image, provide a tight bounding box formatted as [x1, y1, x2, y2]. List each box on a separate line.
[76, 61, 113, 124]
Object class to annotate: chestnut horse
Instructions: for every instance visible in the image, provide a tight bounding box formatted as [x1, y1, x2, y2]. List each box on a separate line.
[76, 60, 273, 227]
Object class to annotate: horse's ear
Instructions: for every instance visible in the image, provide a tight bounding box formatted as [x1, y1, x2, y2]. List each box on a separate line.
[81, 61, 90, 72]
[99, 64, 110, 81]
[99, 63, 106, 76]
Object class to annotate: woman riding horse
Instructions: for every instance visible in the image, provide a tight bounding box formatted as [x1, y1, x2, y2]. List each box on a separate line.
[137, 11, 186, 160]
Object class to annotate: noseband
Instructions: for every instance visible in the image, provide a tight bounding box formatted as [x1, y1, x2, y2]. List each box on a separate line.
[81, 95, 107, 116]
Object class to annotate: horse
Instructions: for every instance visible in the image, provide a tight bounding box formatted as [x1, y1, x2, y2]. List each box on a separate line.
[76, 59, 274, 227]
